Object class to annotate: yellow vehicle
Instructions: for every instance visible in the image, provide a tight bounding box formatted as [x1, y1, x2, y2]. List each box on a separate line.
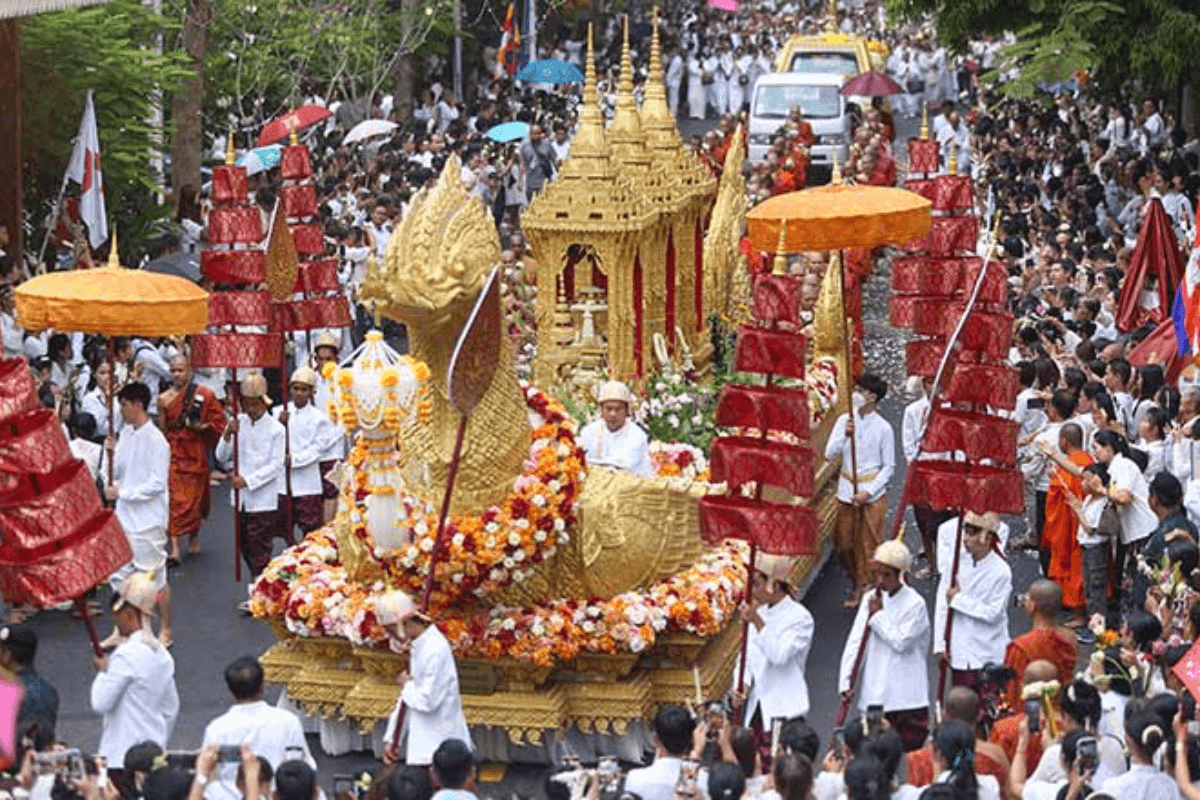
[773, 31, 888, 76]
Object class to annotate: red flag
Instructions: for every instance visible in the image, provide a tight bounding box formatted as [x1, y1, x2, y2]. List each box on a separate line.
[64, 90, 107, 249]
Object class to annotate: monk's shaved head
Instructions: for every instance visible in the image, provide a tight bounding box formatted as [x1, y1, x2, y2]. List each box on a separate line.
[1024, 659, 1058, 684]
[1028, 579, 1062, 616]
[945, 687, 980, 724]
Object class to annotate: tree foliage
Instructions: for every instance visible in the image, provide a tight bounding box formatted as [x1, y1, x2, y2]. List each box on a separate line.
[886, 0, 1200, 102]
[21, 0, 191, 254]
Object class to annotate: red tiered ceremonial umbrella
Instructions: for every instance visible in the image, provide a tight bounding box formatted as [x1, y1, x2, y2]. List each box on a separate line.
[256, 105, 333, 147]
[0, 357, 134, 656]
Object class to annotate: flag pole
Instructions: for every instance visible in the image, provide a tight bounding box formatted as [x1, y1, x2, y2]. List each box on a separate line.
[35, 173, 70, 275]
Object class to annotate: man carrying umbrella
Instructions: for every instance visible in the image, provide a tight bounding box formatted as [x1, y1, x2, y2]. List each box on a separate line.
[275, 367, 340, 543]
[161, 355, 226, 566]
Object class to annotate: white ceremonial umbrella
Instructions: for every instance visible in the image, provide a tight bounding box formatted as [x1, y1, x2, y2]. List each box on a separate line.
[343, 119, 399, 146]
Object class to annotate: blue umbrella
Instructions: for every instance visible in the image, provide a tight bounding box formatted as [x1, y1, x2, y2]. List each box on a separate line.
[485, 121, 531, 143]
[237, 145, 283, 176]
[516, 59, 585, 84]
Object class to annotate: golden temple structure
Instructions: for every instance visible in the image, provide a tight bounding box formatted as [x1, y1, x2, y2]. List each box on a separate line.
[522, 11, 716, 389]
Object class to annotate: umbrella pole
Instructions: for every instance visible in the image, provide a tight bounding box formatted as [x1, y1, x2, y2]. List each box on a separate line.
[281, 341, 294, 544]
[106, 340, 115, 486]
[936, 513, 966, 715]
[838, 250, 863, 598]
[75, 597, 104, 658]
[231, 366, 242, 583]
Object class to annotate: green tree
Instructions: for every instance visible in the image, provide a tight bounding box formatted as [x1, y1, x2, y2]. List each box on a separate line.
[887, 0, 1200, 104]
[21, 0, 190, 261]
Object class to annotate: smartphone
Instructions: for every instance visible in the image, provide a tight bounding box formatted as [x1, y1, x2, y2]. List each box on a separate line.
[597, 757, 621, 794]
[34, 749, 83, 777]
[333, 776, 356, 800]
[831, 727, 846, 756]
[1076, 736, 1098, 772]
[866, 704, 884, 732]
[218, 745, 242, 763]
[284, 746, 305, 762]
[674, 759, 699, 798]
[1024, 697, 1041, 732]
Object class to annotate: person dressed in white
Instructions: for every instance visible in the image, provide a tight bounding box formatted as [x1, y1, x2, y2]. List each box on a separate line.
[838, 540, 931, 752]
[624, 705, 700, 800]
[275, 366, 340, 543]
[0, 286, 22, 359]
[130, 337, 173, 417]
[104, 381, 172, 647]
[737, 554, 814, 729]
[579, 381, 653, 477]
[90, 572, 179, 765]
[824, 373, 896, 606]
[687, 52, 706, 120]
[1099, 712, 1176, 800]
[933, 511, 1012, 691]
[379, 591, 471, 766]
[215, 373, 286, 581]
[1092, 429, 1157, 558]
[81, 360, 123, 439]
[930, 720, 1001, 800]
[200, 655, 316, 800]
[666, 46, 685, 117]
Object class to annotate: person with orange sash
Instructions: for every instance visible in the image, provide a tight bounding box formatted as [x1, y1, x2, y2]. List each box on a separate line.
[1039, 422, 1093, 616]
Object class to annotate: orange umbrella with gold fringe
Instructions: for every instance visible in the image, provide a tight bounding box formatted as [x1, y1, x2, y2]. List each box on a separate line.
[14, 233, 209, 337]
[746, 181, 932, 253]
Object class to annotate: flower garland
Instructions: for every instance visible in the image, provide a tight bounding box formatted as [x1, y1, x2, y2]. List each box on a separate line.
[649, 441, 711, 482]
[251, 528, 748, 667]
[322, 356, 432, 432]
[354, 382, 585, 613]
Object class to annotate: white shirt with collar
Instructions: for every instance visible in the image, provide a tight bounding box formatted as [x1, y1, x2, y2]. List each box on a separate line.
[1108, 452, 1157, 544]
[902, 396, 929, 463]
[624, 757, 704, 800]
[90, 633, 179, 764]
[1100, 762, 1177, 800]
[131, 338, 173, 415]
[274, 402, 340, 497]
[933, 550, 1012, 670]
[838, 584, 930, 713]
[112, 417, 170, 534]
[201, 700, 315, 800]
[824, 409, 895, 503]
[934, 771, 999, 800]
[383, 623, 471, 765]
[215, 411, 286, 513]
[1, 312, 22, 359]
[81, 388, 123, 438]
[744, 595, 814, 722]
[579, 418, 653, 477]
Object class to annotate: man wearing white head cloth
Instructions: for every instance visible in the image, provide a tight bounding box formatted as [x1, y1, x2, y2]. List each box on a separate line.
[579, 381, 654, 477]
[378, 591, 471, 767]
[738, 554, 814, 729]
[933, 511, 1012, 694]
[838, 540, 931, 752]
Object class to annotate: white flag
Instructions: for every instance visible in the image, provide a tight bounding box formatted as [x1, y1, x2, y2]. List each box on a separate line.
[64, 90, 108, 250]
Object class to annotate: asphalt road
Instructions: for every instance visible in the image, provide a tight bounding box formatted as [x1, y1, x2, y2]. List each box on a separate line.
[29, 106, 1046, 788]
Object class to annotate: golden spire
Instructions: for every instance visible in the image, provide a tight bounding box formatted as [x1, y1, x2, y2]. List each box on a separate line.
[558, 23, 609, 172]
[607, 15, 650, 167]
[831, 150, 843, 184]
[920, 102, 929, 140]
[288, 120, 299, 146]
[771, 222, 788, 276]
[225, 126, 236, 166]
[823, 0, 837, 33]
[948, 140, 958, 175]
[107, 228, 120, 268]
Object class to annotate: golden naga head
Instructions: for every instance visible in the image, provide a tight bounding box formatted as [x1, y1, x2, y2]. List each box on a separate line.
[364, 155, 500, 329]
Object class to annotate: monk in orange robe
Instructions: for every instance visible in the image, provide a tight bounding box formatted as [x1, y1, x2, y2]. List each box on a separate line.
[1042, 424, 1092, 611]
[906, 686, 1010, 794]
[1003, 581, 1079, 709]
[160, 354, 226, 563]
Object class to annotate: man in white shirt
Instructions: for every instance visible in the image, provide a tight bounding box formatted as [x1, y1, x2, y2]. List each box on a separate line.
[838, 540, 931, 752]
[824, 373, 896, 607]
[579, 381, 653, 477]
[130, 337, 174, 417]
[623, 704, 697, 800]
[379, 591, 471, 767]
[933, 512, 1012, 694]
[666, 46, 685, 116]
[311, 333, 345, 522]
[739, 553, 814, 731]
[215, 372, 286, 579]
[276, 367, 340, 544]
[0, 286, 22, 359]
[105, 381, 172, 646]
[90, 572, 179, 765]
[200, 656, 315, 800]
[902, 376, 951, 578]
[1018, 389, 1076, 559]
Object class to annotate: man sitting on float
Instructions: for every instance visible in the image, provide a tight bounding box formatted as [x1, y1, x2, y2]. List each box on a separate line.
[579, 380, 653, 477]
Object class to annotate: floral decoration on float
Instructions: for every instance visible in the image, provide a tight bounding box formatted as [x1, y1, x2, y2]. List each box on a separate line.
[249, 529, 747, 668]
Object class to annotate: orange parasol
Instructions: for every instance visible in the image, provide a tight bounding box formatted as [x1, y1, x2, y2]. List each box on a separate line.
[746, 182, 932, 253]
[14, 233, 209, 336]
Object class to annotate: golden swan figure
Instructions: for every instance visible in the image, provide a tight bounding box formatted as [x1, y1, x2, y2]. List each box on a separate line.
[361, 156, 711, 602]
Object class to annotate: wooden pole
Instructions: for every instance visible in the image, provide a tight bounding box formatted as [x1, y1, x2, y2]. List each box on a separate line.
[836, 585, 882, 727]
[75, 597, 104, 658]
[231, 366, 242, 583]
[419, 413, 469, 613]
[106, 340, 116, 485]
[935, 513, 966, 709]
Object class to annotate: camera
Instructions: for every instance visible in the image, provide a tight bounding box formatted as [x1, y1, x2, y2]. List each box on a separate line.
[185, 394, 205, 427]
[1024, 697, 1041, 733]
[34, 750, 85, 780]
